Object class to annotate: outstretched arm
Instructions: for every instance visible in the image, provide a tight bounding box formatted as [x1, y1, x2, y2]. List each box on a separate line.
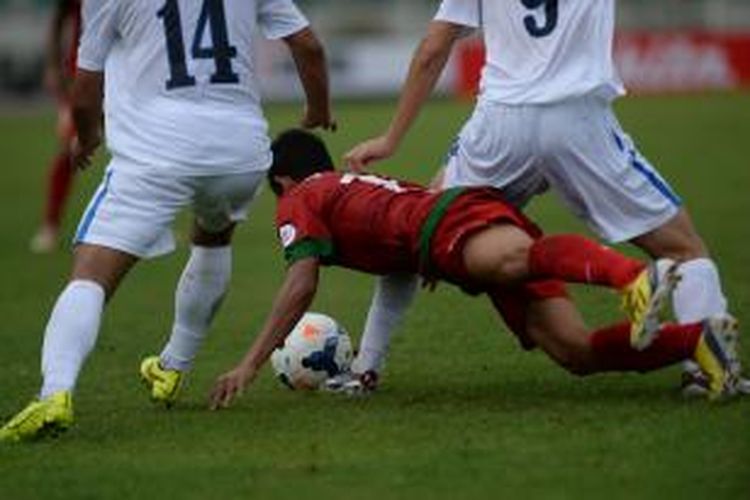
[284, 28, 335, 131]
[210, 258, 320, 409]
[344, 21, 464, 171]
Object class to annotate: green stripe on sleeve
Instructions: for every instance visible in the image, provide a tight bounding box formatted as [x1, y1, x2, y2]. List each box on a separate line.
[284, 238, 334, 265]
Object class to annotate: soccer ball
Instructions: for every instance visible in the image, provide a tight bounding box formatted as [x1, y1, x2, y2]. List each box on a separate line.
[271, 312, 353, 390]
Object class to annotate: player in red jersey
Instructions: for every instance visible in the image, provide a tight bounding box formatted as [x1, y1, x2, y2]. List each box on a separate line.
[30, 0, 81, 253]
[209, 130, 740, 408]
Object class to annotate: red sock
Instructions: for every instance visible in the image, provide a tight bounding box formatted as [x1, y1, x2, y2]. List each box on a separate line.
[44, 151, 75, 228]
[529, 234, 645, 289]
[589, 322, 702, 373]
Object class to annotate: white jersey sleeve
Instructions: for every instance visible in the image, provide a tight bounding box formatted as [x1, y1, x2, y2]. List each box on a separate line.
[434, 0, 481, 29]
[78, 0, 120, 71]
[258, 0, 309, 40]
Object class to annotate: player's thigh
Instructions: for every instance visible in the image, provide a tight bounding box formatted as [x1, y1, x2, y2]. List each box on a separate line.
[74, 165, 191, 259]
[192, 171, 265, 239]
[429, 190, 542, 288]
[462, 224, 533, 285]
[441, 102, 547, 207]
[540, 99, 681, 243]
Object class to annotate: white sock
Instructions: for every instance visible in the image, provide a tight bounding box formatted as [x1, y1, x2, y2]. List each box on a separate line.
[351, 274, 418, 374]
[673, 258, 728, 374]
[41, 280, 106, 398]
[160, 246, 231, 371]
[673, 258, 727, 323]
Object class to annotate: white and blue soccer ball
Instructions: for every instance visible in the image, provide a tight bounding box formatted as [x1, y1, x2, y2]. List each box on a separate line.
[271, 312, 353, 390]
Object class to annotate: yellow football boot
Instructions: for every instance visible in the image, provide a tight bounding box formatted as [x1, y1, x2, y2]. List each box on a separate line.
[621, 258, 680, 350]
[694, 315, 740, 400]
[140, 356, 183, 407]
[0, 391, 73, 442]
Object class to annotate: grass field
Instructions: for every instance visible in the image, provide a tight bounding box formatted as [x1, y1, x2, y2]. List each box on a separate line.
[1, 94, 749, 499]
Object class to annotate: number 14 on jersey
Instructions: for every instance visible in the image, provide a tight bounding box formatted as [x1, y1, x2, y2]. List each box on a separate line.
[157, 0, 239, 90]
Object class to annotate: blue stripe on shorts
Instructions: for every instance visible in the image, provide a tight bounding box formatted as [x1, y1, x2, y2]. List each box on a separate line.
[74, 170, 113, 243]
[612, 130, 682, 207]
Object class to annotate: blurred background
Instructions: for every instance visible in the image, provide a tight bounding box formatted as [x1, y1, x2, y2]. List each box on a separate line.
[1, 0, 750, 100]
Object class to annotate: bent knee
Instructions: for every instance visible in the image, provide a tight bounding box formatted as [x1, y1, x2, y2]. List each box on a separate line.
[192, 222, 235, 247]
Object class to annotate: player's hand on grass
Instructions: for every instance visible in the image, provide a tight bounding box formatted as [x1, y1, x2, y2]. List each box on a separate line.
[344, 135, 396, 172]
[71, 134, 101, 170]
[209, 365, 256, 410]
[300, 105, 337, 132]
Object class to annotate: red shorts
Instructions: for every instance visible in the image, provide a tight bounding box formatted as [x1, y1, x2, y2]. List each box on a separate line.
[427, 188, 541, 287]
[427, 188, 567, 349]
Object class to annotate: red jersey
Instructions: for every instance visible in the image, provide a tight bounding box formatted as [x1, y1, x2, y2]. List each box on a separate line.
[276, 171, 565, 349]
[276, 172, 444, 275]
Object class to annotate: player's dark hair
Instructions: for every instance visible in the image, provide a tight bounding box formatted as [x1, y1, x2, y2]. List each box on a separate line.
[268, 129, 334, 196]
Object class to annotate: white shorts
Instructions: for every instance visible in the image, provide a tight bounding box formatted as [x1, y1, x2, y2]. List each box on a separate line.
[73, 162, 265, 258]
[442, 97, 682, 243]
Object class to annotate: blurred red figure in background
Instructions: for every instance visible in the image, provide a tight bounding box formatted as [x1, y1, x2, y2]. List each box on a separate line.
[30, 0, 81, 253]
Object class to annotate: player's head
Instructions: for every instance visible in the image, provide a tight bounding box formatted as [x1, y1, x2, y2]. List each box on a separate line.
[268, 129, 334, 196]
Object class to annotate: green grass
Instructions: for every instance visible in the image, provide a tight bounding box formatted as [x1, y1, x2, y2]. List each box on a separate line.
[1, 94, 749, 499]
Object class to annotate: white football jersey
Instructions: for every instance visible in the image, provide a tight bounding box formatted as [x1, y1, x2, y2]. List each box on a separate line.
[78, 0, 309, 175]
[435, 0, 625, 104]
